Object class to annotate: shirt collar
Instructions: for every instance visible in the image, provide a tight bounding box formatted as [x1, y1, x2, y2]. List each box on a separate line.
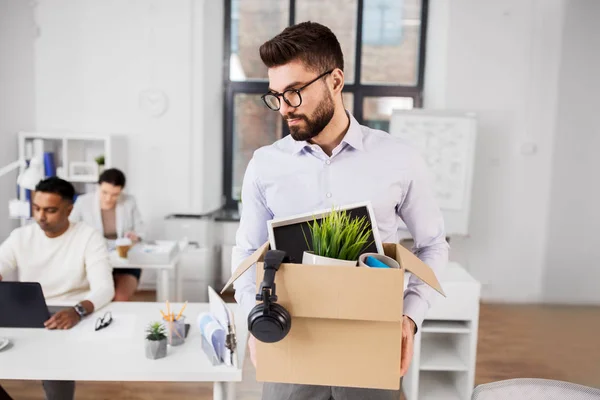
[341, 112, 365, 151]
[289, 111, 364, 155]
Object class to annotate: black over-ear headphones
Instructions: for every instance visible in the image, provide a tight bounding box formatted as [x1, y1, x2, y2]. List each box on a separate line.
[247, 249, 292, 343]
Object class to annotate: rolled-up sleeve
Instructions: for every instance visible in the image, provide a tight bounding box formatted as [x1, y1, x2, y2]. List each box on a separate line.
[398, 151, 449, 330]
[231, 157, 274, 319]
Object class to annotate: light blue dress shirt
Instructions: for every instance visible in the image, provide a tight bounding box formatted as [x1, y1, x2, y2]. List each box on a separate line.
[231, 112, 448, 329]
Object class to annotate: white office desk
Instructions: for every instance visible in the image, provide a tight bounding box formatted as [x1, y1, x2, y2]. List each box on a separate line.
[110, 251, 183, 302]
[0, 302, 246, 400]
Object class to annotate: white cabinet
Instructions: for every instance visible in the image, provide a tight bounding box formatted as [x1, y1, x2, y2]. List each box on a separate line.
[404, 263, 481, 400]
[14, 131, 125, 223]
[216, 220, 239, 287]
[18, 131, 126, 186]
[169, 244, 219, 303]
[140, 215, 221, 298]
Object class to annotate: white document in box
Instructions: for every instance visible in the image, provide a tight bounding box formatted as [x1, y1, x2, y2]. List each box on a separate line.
[198, 286, 238, 367]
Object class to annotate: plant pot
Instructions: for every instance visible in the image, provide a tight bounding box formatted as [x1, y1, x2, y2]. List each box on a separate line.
[302, 251, 357, 267]
[145, 338, 167, 360]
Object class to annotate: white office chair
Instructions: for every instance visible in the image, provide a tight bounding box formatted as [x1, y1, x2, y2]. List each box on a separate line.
[472, 378, 600, 400]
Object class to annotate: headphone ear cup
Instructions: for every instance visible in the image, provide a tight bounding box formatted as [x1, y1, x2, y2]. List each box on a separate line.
[247, 303, 264, 334]
[248, 302, 292, 343]
[271, 303, 291, 338]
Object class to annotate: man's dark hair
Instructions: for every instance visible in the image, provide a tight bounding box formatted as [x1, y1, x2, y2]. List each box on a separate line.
[99, 168, 126, 188]
[35, 177, 75, 203]
[259, 21, 344, 74]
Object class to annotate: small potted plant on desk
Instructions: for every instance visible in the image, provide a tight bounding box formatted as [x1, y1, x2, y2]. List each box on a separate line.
[302, 207, 373, 266]
[145, 322, 168, 360]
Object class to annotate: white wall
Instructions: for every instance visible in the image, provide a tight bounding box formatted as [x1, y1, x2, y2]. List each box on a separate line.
[32, 0, 223, 239]
[0, 0, 35, 241]
[542, 0, 600, 304]
[425, 0, 566, 302]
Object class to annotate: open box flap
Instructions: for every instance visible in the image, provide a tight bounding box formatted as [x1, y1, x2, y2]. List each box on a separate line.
[385, 243, 445, 297]
[221, 241, 270, 294]
[223, 241, 445, 297]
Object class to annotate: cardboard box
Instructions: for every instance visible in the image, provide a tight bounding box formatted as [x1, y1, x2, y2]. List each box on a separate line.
[222, 242, 445, 390]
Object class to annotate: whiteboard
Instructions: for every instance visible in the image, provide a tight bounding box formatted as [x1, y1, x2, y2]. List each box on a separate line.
[389, 109, 477, 238]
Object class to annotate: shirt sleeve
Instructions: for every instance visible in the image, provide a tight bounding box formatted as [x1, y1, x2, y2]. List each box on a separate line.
[83, 229, 115, 310]
[0, 231, 19, 280]
[231, 157, 274, 319]
[397, 150, 449, 330]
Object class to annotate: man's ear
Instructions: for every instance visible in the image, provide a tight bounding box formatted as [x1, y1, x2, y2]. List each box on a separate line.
[66, 203, 73, 217]
[331, 68, 344, 94]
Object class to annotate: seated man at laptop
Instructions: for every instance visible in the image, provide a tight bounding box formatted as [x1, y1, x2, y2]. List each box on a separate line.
[0, 177, 114, 400]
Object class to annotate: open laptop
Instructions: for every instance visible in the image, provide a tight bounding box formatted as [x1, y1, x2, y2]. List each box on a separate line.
[0, 282, 66, 328]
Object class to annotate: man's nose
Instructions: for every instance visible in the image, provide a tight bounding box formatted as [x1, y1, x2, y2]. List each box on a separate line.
[279, 99, 294, 118]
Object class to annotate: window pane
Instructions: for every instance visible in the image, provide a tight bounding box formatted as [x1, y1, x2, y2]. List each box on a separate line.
[230, 0, 289, 81]
[363, 96, 414, 131]
[361, 0, 423, 85]
[232, 94, 283, 199]
[342, 92, 354, 114]
[295, 0, 358, 84]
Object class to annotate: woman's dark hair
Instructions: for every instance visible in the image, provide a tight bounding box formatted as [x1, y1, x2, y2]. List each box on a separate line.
[98, 168, 126, 188]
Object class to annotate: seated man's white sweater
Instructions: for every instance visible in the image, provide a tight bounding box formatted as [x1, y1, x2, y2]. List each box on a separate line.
[0, 221, 114, 309]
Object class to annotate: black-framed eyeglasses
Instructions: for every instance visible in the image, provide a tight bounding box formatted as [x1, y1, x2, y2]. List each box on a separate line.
[95, 311, 113, 331]
[261, 69, 333, 111]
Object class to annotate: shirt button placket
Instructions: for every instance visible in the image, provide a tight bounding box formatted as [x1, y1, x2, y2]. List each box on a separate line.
[324, 159, 332, 201]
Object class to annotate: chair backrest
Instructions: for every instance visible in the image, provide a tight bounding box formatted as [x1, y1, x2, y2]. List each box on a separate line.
[472, 378, 600, 400]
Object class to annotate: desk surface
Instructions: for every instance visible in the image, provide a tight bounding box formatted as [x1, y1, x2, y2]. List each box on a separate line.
[0, 302, 247, 382]
[109, 251, 177, 270]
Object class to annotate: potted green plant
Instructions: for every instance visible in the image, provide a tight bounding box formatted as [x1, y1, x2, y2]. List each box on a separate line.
[145, 322, 167, 360]
[94, 155, 105, 175]
[301, 207, 373, 267]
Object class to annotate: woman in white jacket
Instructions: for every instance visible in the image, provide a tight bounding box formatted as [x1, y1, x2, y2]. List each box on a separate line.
[70, 168, 145, 301]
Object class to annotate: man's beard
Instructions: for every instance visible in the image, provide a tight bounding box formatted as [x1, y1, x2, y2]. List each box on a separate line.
[285, 91, 335, 142]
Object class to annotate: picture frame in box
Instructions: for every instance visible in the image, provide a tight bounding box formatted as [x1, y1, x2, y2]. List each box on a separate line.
[266, 201, 384, 264]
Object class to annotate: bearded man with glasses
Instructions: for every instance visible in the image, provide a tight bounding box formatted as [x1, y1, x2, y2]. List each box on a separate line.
[232, 21, 448, 400]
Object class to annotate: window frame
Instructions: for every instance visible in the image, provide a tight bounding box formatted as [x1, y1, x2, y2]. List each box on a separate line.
[222, 0, 429, 209]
